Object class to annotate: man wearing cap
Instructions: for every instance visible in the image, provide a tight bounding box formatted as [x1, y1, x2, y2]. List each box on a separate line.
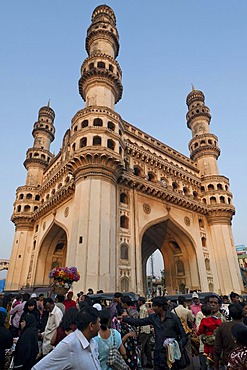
[64, 291, 76, 311]
[191, 292, 202, 317]
[122, 296, 187, 370]
[138, 297, 153, 368]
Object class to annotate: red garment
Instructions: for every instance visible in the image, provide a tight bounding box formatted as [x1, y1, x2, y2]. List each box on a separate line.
[196, 315, 222, 355]
[63, 299, 76, 311]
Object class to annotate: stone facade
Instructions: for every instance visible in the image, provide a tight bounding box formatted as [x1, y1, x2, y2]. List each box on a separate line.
[5, 5, 243, 295]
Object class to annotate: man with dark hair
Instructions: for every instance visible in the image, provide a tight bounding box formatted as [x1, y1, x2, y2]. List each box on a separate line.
[109, 292, 124, 319]
[206, 294, 225, 322]
[214, 304, 244, 369]
[32, 307, 101, 370]
[120, 295, 139, 318]
[55, 294, 65, 314]
[122, 296, 187, 370]
[229, 291, 240, 304]
[41, 297, 63, 355]
[64, 291, 76, 311]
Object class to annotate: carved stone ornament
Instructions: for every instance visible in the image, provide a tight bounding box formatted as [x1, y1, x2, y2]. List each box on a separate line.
[143, 203, 151, 214]
[64, 207, 69, 218]
[184, 216, 190, 226]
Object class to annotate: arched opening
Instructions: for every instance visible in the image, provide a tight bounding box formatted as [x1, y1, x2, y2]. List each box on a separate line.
[107, 139, 115, 150]
[120, 193, 128, 204]
[34, 223, 67, 286]
[220, 196, 225, 203]
[93, 118, 103, 127]
[146, 249, 164, 297]
[82, 120, 88, 128]
[120, 244, 129, 260]
[93, 136, 101, 146]
[210, 196, 217, 204]
[141, 219, 199, 295]
[208, 184, 214, 191]
[107, 121, 115, 131]
[97, 61, 105, 69]
[26, 193, 32, 199]
[120, 215, 129, 229]
[121, 277, 129, 292]
[24, 205, 31, 212]
[133, 166, 141, 176]
[205, 258, 211, 271]
[80, 137, 87, 148]
[147, 172, 156, 182]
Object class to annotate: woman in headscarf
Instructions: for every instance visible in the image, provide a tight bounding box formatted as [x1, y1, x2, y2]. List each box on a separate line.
[20, 299, 40, 327]
[13, 314, 39, 370]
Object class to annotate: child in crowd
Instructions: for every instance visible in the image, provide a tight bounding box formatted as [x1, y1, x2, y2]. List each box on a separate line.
[196, 304, 222, 363]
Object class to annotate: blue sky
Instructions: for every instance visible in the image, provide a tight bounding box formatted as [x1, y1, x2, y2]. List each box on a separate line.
[1, 1, 247, 276]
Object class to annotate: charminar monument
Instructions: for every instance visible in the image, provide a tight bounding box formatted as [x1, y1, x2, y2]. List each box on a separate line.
[6, 5, 243, 295]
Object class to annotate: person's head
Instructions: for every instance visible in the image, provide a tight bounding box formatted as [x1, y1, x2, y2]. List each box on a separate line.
[79, 300, 93, 310]
[231, 323, 247, 346]
[178, 296, 186, 307]
[192, 292, 200, 305]
[39, 294, 44, 301]
[228, 304, 243, 320]
[0, 293, 4, 300]
[207, 294, 222, 314]
[97, 290, 103, 294]
[120, 295, 132, 308]
[240, 302, 247, 316]
[60, 307, 78, 332]
[76, 306, 100, 339]
[230, 291, 240, 304]
[20, 313, 37, 331]
[56, 294, 65, 303]
[16, 294, 23, 302]
[201, 304, 212, 317]
[113, 292, 122, 303]
[67, 291, 73, 301]
[138, 297, 146, 307]
[152, 297, 168, 315]
[99, 309, 111, 331]
[23, 293, 31, 302]
[25, 299, 36, 312]
[44, 297, 55, 312]
[87, 288, 94, 295]
[222, 295, 230, 304]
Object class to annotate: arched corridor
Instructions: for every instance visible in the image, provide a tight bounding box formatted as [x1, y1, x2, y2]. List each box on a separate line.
[34, 223, 67, 286]
[141, 218, 200, 294]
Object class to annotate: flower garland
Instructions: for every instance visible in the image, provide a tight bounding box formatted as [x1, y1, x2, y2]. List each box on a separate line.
[49, 266, 80, 284]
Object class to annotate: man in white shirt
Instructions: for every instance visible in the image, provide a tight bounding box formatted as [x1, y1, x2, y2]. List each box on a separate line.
[42, 297, 63, 355]
[32, 306, 101, 370]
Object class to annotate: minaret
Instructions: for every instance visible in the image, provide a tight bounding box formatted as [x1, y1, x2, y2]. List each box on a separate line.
[79, 4, 123, 110]
[7, 103, 55, 290]
[24, 103, 55, 186]
[186, 88, 243, 293]
[66, 5, 124, 292]
[186, 87, 220, 176]
[12, 103, 55, 228]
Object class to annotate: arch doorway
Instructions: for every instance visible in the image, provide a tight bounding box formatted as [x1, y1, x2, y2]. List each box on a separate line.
[34, 223, 67, 286]
[141, 218, 200, 295]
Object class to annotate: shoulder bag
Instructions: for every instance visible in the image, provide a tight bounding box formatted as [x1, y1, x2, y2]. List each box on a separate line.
[106, 329, 129, 370]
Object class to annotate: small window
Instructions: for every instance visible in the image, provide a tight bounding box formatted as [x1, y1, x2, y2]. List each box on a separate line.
[201, 237, 206, 247]
[74, 126, 78, 132]
[26, 193, 32, 199]
[120, 244, 129, 260]
[217, 183, 223, 190]
[205, 258, 211, 271]
[33, 241, 36, 250]
[24, 205, 31, 212]
[80, 137, 87, 148]
[107, 139, 115, 150]
[176, 260, 185, 275]
[109, 64, 114, 72]
[93, 118, 103, 127]
[120, 193, 128, 204]
[17, 205, 21, 212]
[89, 63, 94, 70]
[220, 196, 225, 203]
[93, 136, 101, 146]
[72, 143, 76, 151]
[120, 215, 129, 229]
[34, 206, 38, 211]
[97, 61, 105, 69]
[107, 121, 115, 131]
[35, 195, 40, 201]
[208, 184, 214, 191]
[134, 166, 141, 176]
[148, 172, 155, 182]
[210, 196, 216, 204]
[199, 219, 204, 228]
[19, 194, 24, 200]
[82, 120, 89, 128]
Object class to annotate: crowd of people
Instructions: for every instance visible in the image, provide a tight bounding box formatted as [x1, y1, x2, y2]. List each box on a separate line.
[0, 289, 247, 369]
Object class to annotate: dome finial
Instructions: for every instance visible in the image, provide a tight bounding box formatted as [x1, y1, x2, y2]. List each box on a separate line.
[47, 99, 50, 107]
[191, 83, 195, 91]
